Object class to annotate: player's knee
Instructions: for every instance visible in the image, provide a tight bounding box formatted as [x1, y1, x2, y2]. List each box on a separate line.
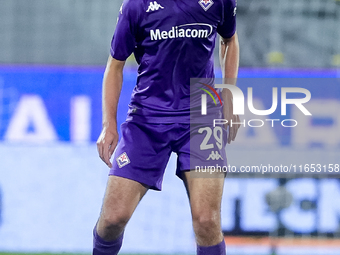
[192, 211, 220, 236]
[101, 212, 130, 232]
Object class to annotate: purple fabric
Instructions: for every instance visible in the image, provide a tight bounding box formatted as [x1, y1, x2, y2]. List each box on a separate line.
[197, 240, 226, 255]
[93, 227, 123, 255]
[109, 122, 227, 190]
[217, 0, 237, 38]
[110, 0, 236, 124]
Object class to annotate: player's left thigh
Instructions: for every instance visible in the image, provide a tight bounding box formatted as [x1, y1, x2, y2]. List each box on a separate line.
[183, 171, 225, 235]
[183, 171, 224, 219]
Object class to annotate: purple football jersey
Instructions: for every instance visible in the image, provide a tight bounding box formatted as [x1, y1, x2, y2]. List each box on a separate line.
[110, 0, 237, 123]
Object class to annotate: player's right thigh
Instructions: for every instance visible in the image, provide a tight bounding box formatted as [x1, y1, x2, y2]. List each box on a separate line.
[96, 175, 148, 241]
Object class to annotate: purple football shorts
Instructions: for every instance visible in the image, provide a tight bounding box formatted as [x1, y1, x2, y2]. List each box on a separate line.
[109, 121, 228, 190]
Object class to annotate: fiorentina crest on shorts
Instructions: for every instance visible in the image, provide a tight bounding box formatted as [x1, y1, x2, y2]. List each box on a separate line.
[116, 152, 130, 168]
[198, 0, 214, 11]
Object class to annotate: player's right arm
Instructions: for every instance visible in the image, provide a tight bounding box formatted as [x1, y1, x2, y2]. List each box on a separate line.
[97, 0, 140, 167]
[97, 56, 125, 168]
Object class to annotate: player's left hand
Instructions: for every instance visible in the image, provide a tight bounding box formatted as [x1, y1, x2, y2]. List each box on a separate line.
[226, 114, 240, 144]
[222, 93, 240, 144]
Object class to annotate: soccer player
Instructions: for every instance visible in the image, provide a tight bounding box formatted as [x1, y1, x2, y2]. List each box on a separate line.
[93, 0, 239, 254]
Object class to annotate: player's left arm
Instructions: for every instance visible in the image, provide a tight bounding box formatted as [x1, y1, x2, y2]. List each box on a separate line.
[219, 33, 240, 144]
[220, 33, 239, 84]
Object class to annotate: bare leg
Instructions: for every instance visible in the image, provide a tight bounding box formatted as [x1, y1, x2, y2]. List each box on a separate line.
[183, 171, 225, 247]
[96, 175, 148, 241]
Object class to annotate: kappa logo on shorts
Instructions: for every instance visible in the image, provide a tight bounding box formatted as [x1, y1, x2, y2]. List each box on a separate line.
[198, 0, 214, 11]
[206, 151, 223, 160]
[116, 152, 130, 168]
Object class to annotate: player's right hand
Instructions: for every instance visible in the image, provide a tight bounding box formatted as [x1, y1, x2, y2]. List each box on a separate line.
[96, 126, 119, 168]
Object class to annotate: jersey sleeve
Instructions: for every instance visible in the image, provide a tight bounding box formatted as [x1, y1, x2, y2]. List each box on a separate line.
[110, 0, 140, 61]
[216, 0, 237, 39]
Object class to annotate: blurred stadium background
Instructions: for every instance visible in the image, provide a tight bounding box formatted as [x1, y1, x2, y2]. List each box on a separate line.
[0, 0, 340, 255]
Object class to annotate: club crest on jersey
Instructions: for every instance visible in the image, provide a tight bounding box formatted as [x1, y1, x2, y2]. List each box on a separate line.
[116, 152, 130, 168]
[198, 0, 214, 11]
